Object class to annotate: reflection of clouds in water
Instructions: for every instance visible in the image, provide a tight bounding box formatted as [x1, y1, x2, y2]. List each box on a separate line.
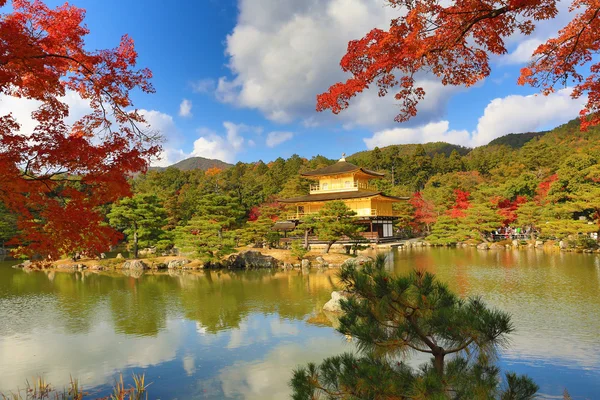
[0, 319, 185, 392]
[269, 319, 299, 336]
[504, 331, 600, 369]
[196, 322, 207, 335]
[218, 338, 351, 400]
[226, 315, 299, 350]
[183, 354, 196, 377]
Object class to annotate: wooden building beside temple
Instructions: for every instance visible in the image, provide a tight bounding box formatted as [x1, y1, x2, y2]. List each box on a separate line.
[278, 156, 408, 241]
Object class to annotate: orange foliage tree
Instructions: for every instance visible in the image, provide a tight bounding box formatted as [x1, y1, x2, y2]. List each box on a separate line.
[317, 0, 600, 128]
[0, 1, 159, 259]
[410, 191, 437, 233]
[448, 189, 471, 218]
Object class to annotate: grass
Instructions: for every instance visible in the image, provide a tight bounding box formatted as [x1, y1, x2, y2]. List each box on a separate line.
[1, 374, 149, 400]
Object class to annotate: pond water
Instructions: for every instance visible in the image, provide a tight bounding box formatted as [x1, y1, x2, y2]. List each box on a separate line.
[1, 249, 599, 399]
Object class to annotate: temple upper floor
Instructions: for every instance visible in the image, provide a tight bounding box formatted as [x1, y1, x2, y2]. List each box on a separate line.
[301, 157, 384, 195]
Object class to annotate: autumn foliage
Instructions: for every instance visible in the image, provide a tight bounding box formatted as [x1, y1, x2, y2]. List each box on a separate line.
[0, 1, 158, 258]
[410, 192, 436, 232]
[448, 189, 471, 218]
[496, 196, 528, 226]
[317, 0, 600, 129]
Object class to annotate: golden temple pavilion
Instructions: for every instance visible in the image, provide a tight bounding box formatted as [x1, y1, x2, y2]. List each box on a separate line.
[278, 155, 408, 241]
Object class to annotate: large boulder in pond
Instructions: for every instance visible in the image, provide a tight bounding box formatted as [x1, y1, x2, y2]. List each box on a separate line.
[323, 291, 351, 313]
[167, 259, 190, 269]
[476, 243, 489, 250]
[122, 260, 148, 270]
[227, 251, 280, 269]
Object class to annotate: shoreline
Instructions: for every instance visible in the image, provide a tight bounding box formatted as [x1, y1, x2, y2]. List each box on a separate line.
[9, 239, 600, 277]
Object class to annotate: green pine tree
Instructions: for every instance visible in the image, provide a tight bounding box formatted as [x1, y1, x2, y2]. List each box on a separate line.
[0, 203, 17, 247]
[462, 200, 504, 241]
[290, 256, 539, 399]
[290, 239, 309, 260]
[107, 194, 169, 258]
[427, 215, 471, 245]
[175, 194, 245, 262]
[314, 201, 363, 254]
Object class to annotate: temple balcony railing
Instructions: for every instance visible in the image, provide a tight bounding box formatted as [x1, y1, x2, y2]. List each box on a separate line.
[309, 182, 377, 194]
[286, 209, 401, 220]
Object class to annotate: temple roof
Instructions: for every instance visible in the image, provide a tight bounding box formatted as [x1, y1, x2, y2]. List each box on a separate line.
[271, 221, 296, 231]
[301, 161, 384, 178]
[278, 191, 408, 203]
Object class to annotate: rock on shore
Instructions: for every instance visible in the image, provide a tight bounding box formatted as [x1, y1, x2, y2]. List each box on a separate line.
[227, 251, 280, 269]
[323, 291, 351, 313]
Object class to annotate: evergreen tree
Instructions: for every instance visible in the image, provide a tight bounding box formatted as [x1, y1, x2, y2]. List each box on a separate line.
[107, 194, 169, 258]
[239, 205, 282, 248]
[516, 201, 543, 240]
[0, 203, 18, 251]
[410, 144, 433, 190]
[447, 149, 465, 172]
[462, 201, 504, 242]
[314, 201, 363, 254]
[291, 256, 539, 399]
[427, 215, 471, 245]
[176, 215, 237, 262]
[175, 194, 245, 261]
[290, 240, 309, 260]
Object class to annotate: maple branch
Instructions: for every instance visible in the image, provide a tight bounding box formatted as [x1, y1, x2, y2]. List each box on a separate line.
[27, 52, 157, 143]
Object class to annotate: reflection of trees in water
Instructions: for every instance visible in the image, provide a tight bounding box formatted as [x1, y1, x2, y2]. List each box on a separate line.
[0, 268, 339, 337]
[178, 270, 336, 334]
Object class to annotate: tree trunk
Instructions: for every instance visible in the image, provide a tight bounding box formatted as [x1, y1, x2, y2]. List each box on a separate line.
[218, 228, 223, 240]
[304, 228, 309, 250]
[433, 353, 445, 377]
[324, 241, 334, 254]
[133, 229, 139, 259]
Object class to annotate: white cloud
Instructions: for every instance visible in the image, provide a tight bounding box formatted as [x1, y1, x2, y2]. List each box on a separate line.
[138, 109, 188, 168]
[0, 91, 91, 136]
[190, 121, 260, 163]
[365, 121, 470, 149]
[364, 88, 586, 149]
[190, 78, 216, 94]
[0, 318, 185, 391]
[178, 99, 193, 117]
[499, 38, 544, 65]
[217, 0, 457, 129]
[470, 88, 585, 146]
[265, 131, 294, 148]
[497, 0, 573, 65]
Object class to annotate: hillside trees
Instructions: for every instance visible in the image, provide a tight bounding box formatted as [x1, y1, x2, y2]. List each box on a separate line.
[291, 257, 538, 399]
[0, 0, 158, 259]
[111, 121, 600, 256]
[107, 194, 169, 258]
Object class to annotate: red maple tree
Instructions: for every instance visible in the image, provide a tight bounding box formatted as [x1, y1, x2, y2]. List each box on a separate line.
[410, 192, 437, 233]
[496, 196, 528, 226]
[0, 1, 159, 259]
[535, 174, 559, 203]
[316, 0, 600, 129]
[447, 189, 471, 218]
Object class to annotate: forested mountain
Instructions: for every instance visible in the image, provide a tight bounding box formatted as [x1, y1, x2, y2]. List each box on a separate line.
[155, 157, 233, 171]
[487, 131, 547, 148]
[348, 142, 470, 165]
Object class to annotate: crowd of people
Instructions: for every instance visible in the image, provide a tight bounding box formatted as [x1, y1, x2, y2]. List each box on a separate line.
[492, 226, 535, 239]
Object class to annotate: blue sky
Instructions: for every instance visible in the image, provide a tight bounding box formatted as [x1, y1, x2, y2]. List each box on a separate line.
[30, 0, 586, 165]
